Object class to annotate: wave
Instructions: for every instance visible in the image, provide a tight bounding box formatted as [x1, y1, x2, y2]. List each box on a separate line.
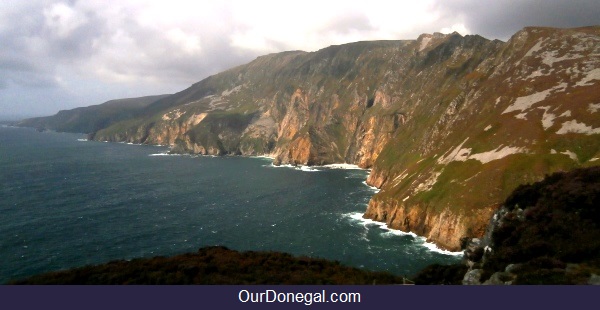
[264, 162, 366, 172]
[263, 163, 321, 172]
[343, 212, 463, 256]
[149, 152, 222, 158]
[418, 238, 464, 256]
[264, 163, 293, 169]
[250, 155, 275, 160]
[361, 181, 380, 193]
[76, 138, 88, 142]
[299, 165, 320, 172]
[345, 212, 416, 236]
[321, 163, 364, 170]
[149, 153, 181, 156]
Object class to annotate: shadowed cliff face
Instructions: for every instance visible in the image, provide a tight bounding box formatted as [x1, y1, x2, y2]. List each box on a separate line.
[23, 27, 600, 251]
[17, 95, 170, 134]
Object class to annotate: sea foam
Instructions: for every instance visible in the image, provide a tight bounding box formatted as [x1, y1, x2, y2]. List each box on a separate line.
[250, 155, 275, 160]
[322, 163, 364, 170]
[265, 162, 365, 172]
[299, 165, 320, 172]
[263, 163, 321, 172]
[345, 212, 416, 237]
[344, 212, 463, 256]
[362, 181, 380, 193]
[419, 238, 464, 256]
[265, 163, 294, 169]
[149, 153, 181, 156]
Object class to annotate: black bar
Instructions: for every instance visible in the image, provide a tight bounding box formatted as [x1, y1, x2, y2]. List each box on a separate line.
[1, 285, 596, 310]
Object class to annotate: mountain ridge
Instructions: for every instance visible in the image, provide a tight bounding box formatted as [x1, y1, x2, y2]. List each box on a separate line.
[19, 26, 600, 251]
[18, 94, 170, 134]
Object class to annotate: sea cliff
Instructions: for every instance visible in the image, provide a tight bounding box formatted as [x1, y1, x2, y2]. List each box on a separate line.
[20, 26, 600, 250]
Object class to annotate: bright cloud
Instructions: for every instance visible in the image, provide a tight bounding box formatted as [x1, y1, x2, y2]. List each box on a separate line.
[43, 2, 89, 38]
[440, 24, 471, 35]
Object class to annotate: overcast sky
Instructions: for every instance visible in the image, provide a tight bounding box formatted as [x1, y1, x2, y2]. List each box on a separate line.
[1, 0, 599, 118]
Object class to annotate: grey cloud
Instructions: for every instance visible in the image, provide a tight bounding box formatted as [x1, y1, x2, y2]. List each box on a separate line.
[435, 0, 600, 40]
[89, 17, 259, 85]
[0, 1, 106, 89]
[321, 11, 375, 34]
[0, 56, 36, 72]
[0, 1, 257, 92]
[42, 11, 108, 61]
[10, 72, 60, 88]
[0, 3, 49, 85]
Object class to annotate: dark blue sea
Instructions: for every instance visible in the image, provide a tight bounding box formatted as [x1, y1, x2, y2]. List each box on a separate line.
[0, 125, 460, 283]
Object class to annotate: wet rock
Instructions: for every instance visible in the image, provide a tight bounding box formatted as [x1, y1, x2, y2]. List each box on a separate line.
[462, 269, 483, 285]
[588, 274, 600, 285]
[505, 264, 523, 274]
[483, 272, 515, 285]
[464, 238, 485, 263]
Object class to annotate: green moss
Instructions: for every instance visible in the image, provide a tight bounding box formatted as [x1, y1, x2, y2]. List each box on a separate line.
[546, 134, 600, 163]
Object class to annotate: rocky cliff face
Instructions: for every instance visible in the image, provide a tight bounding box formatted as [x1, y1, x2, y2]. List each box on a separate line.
[24, 26, 600, 251]
[363, 26, 600, 250]
[364, 198, 496, 251]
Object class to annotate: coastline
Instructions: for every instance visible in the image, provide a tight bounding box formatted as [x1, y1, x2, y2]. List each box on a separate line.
[19, 127, 463, 259]
[135, 139, 461, 257]
[345, 212, 463, 257]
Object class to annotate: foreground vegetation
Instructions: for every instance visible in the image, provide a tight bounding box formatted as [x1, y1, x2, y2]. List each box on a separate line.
[10, 246, 406, 285]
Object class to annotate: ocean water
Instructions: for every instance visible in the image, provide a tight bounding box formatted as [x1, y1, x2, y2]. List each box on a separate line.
[0, 125, 460, 283]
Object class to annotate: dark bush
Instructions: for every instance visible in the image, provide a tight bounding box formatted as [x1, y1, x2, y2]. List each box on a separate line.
[10, 246, 407, 285]
[411, 264, 468, 285]
[481, 166, 600, 284]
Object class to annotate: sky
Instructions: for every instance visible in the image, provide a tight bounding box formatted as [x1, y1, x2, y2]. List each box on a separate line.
[1, 0, 599, 119]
